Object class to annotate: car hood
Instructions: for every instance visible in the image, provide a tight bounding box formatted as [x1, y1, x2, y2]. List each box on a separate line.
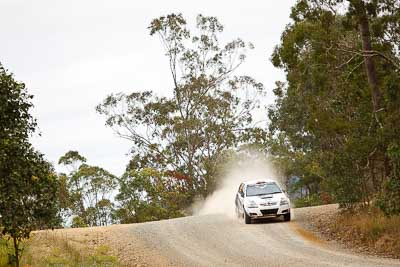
[245, 193, 287, 204]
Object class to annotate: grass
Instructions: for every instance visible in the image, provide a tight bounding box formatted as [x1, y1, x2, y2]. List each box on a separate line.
[0, 236, 30, 267]
[0, 237, 13, 266]
[331, 207, 400, 258]
[1, 230, 121, 267]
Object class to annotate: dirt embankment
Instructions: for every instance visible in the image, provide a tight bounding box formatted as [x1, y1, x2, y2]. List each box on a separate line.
[28, 224, 171, 267]
[294, 204, 400, 259]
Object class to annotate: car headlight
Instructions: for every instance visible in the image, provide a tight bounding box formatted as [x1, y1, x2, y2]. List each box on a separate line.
[280, 198, 289, 205]
[247, 200, 258, 208]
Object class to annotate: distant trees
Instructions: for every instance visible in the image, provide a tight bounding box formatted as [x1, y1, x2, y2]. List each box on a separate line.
[58, 151, 117, 227]
[57, 150, 191, 224]
[0, 63, 60, 267]
[269, 0, 400, 213]
[97, 14, 264, 203]
[115, 168, 189, 223]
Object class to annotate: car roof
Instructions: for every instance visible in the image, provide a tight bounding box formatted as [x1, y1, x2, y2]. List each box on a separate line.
[243, 179, 278, 186]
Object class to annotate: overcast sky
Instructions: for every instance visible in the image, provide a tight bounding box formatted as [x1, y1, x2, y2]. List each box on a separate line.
[1, 0, 295, 176]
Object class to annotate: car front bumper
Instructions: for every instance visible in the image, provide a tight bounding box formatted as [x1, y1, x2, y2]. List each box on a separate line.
[245, 204, 290, 218]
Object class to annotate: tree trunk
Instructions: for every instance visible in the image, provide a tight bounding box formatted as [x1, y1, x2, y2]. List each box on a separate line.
[351, 0, 383, 112]
[13, 236, 19, 267]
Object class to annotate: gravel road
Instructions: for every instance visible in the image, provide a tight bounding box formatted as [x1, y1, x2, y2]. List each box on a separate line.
[123, 209, 400, 267]
[50, 205, 399, 266]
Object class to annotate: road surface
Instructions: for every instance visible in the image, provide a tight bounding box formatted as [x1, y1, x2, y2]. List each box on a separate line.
[124, 213, 400, 267]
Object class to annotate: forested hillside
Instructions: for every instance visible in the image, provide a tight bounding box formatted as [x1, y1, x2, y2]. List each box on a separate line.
[268, 0, 400, 214]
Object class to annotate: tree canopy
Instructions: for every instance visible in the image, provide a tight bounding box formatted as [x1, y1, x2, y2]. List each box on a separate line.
[0, 63, 60, 267]
[269, 0, 400, 213]
[58, 151, 117, 227]
[97, 14, 264, 201]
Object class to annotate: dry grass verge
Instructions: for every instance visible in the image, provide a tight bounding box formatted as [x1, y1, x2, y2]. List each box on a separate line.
[328, 208, 400, 258]
[1, 229, 122, 267]
[2, 224, 171, 267]
[295, 205, 400, 259]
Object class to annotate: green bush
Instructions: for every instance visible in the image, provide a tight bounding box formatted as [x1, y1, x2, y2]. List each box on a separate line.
[71, 216, 88, 228]
[293, 194, 323, 208]
[376, 144, 400, 216]
[376, 178, 400, 216]
[0, 237, 11, 266]
[0, 235, 24, 267]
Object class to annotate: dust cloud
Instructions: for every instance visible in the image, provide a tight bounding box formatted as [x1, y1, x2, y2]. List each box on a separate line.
[193, 151, 282, 217]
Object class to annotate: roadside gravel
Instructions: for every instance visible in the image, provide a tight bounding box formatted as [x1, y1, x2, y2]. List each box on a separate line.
[293, 204, 340, 239]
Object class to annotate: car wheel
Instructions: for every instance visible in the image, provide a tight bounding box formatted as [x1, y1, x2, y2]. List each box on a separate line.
[283, 212, 291, 222]
[244, 208, 251, 224]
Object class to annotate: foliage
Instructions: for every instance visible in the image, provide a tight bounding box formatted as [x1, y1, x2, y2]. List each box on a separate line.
[269, 0, 400, 213]
[58, 150, 87, 172]
[97, 14, 264, 201]
[0, 63, 60, 267]
[71, 216, 88, 228]
[376, 143, 400, 215]
[58, 151, 117, 226]
[115, 167, 187, 223]
[0, 237, 14, 266]
[293, 194, 324, 208]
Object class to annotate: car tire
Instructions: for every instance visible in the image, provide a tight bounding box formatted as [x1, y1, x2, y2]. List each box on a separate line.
[244, 209, 251, 224]
[283, 212, 291, 222]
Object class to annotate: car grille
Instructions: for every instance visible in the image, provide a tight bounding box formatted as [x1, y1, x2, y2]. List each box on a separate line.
[260, 208, 279, 215]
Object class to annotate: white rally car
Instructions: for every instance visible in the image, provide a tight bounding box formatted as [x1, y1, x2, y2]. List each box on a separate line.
[235, 179, 291, 224]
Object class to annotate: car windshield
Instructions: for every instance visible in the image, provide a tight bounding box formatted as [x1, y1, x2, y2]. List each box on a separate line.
[246, 182, 281, 196]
